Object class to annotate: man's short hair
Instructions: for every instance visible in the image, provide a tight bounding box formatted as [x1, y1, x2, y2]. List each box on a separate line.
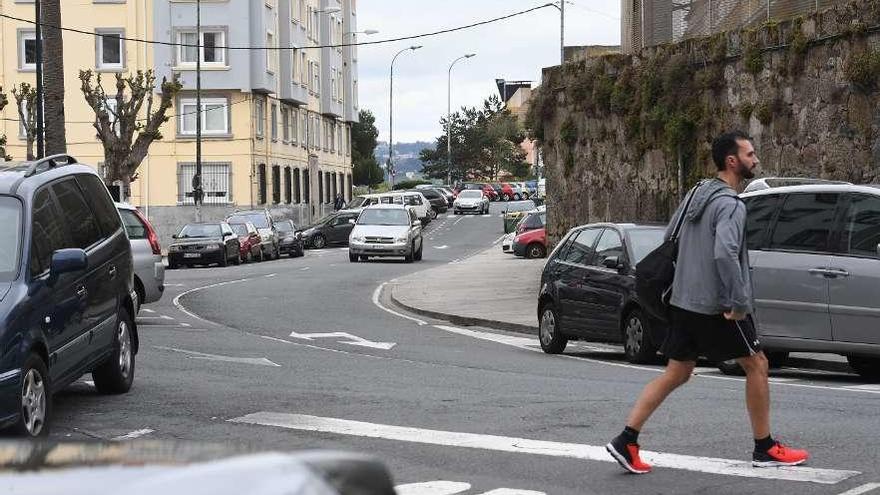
[712, 131, 751, 171]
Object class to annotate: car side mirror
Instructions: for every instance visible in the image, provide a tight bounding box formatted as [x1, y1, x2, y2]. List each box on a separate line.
[172, 234, 178, 239]
[48, 248, 87, 286]
[602, 256, 622, 270]
[412, 221, 420, 227]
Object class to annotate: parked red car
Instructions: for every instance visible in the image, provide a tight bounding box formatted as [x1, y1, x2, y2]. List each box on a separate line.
[512, 227, 547, 259]
[231, 222, 263, 262]
[500, 183, 518, 201]
[454, 182, 498, 201]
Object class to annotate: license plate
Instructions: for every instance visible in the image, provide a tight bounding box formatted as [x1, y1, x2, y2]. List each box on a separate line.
[184, 253, 201, 258]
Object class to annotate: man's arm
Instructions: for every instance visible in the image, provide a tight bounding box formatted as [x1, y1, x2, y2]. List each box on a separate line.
[713, 197, 749, 318]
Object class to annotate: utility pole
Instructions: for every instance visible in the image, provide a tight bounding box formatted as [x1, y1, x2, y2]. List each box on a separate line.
[447, 53, 475, 187]
[194, 0, 203, 221]
[34, 0, 45, 159]
[388, 45, 421, 189]
[560, 0, 565, 64]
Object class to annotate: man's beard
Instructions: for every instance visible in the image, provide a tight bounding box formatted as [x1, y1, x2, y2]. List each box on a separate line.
[736, 158, 755, 180]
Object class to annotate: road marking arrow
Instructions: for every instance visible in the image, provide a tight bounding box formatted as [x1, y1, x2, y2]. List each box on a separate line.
[155, 346, 281, 367]
[433, 245, 449, 249]
[288, 331, 397, 350]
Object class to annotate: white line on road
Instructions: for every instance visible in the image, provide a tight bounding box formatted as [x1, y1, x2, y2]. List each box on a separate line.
[155, 346, 281, 367]
[395, 481, 471, 495]
[265, 273, 277, 278]
[289, 331, 396, 350]
[373, 283, 427, 326]
[434, 325, 535, 347]
[481, 489, 545, 495]
[112, 428, 155, 441]
[137, 315, 174, 321]
[837, 483, 880, 495]
[228, 412, 858, 485]
[141, 308, 155, 314]
[300, 267, 311, 271]
[433, 245, 449, 250]
[172, 277, 255, 324]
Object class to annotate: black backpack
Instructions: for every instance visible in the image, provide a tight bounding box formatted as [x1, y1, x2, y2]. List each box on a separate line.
[635, 182, 703, 322]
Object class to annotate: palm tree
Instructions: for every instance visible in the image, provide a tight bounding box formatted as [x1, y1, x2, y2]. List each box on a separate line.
[42, 0, 67, 155]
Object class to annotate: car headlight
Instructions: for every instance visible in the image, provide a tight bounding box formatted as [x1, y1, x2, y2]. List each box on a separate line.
[351, 235, 365, 243]
[395, 237, 408, 243]
[284, 236, 296, 242]
[513, 236, 521, 243]
[170, 245, 181, 252]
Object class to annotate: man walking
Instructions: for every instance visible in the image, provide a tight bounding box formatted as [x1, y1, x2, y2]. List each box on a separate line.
[333, 193, 346, 211]
[606, 131, 809, 474]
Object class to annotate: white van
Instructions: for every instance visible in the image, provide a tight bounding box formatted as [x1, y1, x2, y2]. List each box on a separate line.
[346, 192, 431, 225]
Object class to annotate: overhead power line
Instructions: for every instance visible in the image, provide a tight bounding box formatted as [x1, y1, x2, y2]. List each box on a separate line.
[0, 3, 555, 51]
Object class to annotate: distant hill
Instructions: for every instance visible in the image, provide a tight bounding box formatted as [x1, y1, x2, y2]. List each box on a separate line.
[376, 141, 434, 175]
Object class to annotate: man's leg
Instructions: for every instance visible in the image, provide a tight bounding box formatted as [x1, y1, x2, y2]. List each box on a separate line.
[736, 352, 770, 439]
[607, 359, 695, 474]
[626, 359, 696, 430]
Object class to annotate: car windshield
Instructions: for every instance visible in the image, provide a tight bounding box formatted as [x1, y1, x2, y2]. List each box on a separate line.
[0, 196, 22, 281]
[276, 221, 296, 233]
[230, 224, 250, 236]
[459, 190, 482, 199]
[347, 196, 368, 209]
[178, 224, 222, 238]
[357, 209, 411, 226]
[229, 213, 269, 229]
[627, 229, 666, 264]
[419, 189, 440, 199]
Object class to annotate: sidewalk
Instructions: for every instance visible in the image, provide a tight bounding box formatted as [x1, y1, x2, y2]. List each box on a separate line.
[390, 245, 853, 375]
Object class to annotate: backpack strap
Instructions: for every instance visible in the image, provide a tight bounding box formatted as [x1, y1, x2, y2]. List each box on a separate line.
[670, 180, 705, 242]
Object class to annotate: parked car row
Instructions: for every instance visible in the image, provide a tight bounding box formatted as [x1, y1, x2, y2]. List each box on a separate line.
[536, 179, 880, 381]
[501, 207, 547, 259]
[454, 181, 539, 201]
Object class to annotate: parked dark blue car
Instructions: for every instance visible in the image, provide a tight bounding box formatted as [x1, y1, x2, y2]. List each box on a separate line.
[537, 223, 667, 363]
[0, 155, 139, 437]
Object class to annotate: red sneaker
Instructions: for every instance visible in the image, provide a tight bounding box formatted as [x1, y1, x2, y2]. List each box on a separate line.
[607, 437, 652, 474]
[753, 442, 810, 467]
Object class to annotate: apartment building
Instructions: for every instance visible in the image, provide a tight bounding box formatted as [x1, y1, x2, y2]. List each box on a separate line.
[0, 0, 359, 241]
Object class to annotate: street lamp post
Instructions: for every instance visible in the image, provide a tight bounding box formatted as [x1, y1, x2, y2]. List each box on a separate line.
[549, 1, 569, 64]
[388, 45, 421, 188]
[194, 0, 203, 221]
[446, 53, 475, 187]
[34, 0, 44, 159]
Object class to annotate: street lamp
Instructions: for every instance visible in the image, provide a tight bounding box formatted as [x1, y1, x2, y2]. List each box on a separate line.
[388, 45, 421, 188]
[548, 1, 572, 64]
[447, 53, 475, 187]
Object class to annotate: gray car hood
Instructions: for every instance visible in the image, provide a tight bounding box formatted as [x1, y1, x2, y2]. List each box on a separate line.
[351, 225, 410, 238]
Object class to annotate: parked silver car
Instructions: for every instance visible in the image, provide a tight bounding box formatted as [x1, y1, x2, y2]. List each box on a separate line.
[348, 205, 423, 262]
[116, 203, 165, 307]
[731, 182, 880, 380]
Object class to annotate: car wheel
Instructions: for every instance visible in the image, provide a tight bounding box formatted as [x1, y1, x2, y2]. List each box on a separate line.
[847, 355, 880, 382]
[514, 193, 521, 201]
[767, 351, 789, 368]
[360, 255, 368, 261]
[257, 248, 265, 262]
[414, 241, 423, 261]
[233, 248, 242, 265]
[523, 192, 530, 200]
[134, 277, 145, 308]
[404, 242, 414, 263]
[220, 251, 229, 267]
[93, 306, 135, 394]
[717, 359, 746, 376]
[623, 309, 657, 364]
[312, 234, 327, 249]
[503, 194, 511, 201]
[168, 260, 178, 270]
[246, 251, 254, 263]
[11, 353, 50, 437]
[539, 304, 568, 354]
[429, 208, 438, 220]
[349, 253, 358, 262]
[526, 243, 546, 259]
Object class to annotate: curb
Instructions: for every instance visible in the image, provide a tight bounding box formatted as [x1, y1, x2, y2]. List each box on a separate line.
[388, 284, 538, 336]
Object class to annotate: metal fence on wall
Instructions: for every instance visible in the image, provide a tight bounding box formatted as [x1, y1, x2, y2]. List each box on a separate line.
[627, 0, 849, 51]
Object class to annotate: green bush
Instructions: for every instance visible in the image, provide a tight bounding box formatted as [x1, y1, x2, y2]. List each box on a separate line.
[392, 179, 432, 190]
[844, 49, 880, 91]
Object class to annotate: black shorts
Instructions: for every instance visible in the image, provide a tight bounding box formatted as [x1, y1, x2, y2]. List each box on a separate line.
[660, 306, 762, 363]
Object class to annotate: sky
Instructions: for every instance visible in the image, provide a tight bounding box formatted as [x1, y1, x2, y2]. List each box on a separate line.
[357, 0, 621, 145]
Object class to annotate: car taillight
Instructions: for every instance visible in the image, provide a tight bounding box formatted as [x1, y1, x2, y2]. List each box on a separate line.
[133, 209, 162, 255]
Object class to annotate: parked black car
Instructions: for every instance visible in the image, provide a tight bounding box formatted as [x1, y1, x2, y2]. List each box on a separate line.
[537, 223, 667, 363]
[275, 220, 304, 257]
[0, 155, 139, 437]
[410, 188, 448, 215]
[167, 222, 241, 268]
[297, 211, 360, 249]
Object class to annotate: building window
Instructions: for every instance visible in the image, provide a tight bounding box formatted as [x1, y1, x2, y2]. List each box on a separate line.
[257, 163, 267, 204]
[177, 162, 231, 205]
[179, 97, 229, 135]
[284, 167, 292, 203]
[325, 173, 331, 204]
[104, 98, 121, 136]
[272, 165, 281, 204]
[96, 29, 124, 70]
[300, 112, 307, 147]
[266, 32, 277, 74]
[291, 108, 298, 144]
[293, 169, 301, 203]
[331, 172, 337, 200]
[292, 50, 298, 83]
[312, 62, 320, 94]
[281, 107, 290, 142]
[330, 122, 336, 153]
[19, 30, 37, 71]
[270, 103, 278, 141]
[303, 172, 310, 204]
[255, 98, 265, 137]
[331, 67, 338, 100]
[318, 171, 324, 204]
[178, 30, 226, 66]
[347, 126, 352, 156]
[347, 173, 352, 201]
[300, 52, 307, 85]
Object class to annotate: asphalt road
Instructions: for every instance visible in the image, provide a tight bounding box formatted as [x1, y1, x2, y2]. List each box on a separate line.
[49, 202, 880, 495]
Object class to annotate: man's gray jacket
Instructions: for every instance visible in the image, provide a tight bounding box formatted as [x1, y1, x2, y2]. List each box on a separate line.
[665, 178, 754, 316]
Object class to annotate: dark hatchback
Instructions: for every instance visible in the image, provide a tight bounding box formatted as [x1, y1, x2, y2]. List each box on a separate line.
[0, 156, 139, 437]
[298, 211, 359, 249]
[410, 188, 448, 215]
[275, 220, 304, 257]
[167, 222, 241, 268]
[537, 223, 667, 363]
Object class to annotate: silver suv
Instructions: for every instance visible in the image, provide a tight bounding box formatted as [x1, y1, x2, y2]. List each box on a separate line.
[738, 182, 880, 380]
